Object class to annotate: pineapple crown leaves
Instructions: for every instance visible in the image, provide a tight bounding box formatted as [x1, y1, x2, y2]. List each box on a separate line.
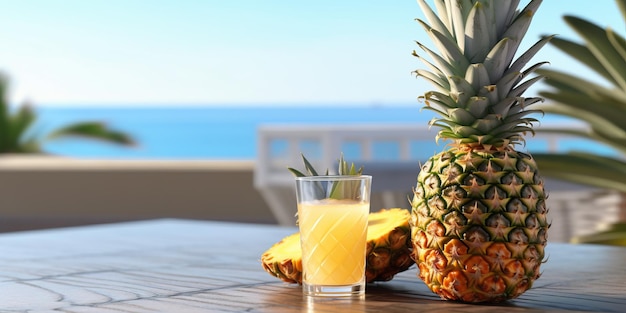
[288, 153, 364, 200]
[287, 154, 326, 177]
[287, 153, 363, 177]
[413, 0, 553, 147]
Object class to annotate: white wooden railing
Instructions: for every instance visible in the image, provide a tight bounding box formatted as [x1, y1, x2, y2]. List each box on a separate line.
[253, 124, 620, 242]
[254, 124, 580, 193]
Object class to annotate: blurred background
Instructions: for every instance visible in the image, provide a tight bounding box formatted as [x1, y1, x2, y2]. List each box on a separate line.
[0, 0, 624, 244]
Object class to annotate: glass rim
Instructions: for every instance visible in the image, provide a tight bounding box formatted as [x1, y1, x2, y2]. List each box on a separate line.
[295, 175, 372, 182]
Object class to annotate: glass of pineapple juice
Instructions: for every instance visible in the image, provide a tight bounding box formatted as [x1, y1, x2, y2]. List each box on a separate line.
[295, 175, 371, 297]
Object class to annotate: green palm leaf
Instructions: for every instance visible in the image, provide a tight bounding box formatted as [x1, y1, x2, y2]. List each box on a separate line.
[534, 153, 626, 193]
[544, 36, 615, 85]
[534, 0, 626, 195]
[46, 122, 135, 146]
[563, 16, 626, 91]
[7, 104, 38, 151]
[0, 72, 136, 154]
[0, 74, 12, 151]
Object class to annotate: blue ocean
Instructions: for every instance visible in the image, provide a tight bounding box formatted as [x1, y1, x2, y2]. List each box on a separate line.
[33, 105, 614, 159]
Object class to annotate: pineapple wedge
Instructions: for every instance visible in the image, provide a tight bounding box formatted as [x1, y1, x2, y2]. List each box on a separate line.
[261, 208, 413, 284]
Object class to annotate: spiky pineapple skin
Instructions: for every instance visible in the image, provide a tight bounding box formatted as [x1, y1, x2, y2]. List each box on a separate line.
[410, 146, 548, 303]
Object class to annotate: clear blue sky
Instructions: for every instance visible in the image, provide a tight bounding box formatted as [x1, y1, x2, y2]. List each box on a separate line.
[0, 0, 623, 107]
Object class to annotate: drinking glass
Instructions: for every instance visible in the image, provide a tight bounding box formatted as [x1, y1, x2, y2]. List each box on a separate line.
[295, 175, 372, 297]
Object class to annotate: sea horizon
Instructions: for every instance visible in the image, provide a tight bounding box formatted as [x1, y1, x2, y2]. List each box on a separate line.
[28, 104, 608, 160]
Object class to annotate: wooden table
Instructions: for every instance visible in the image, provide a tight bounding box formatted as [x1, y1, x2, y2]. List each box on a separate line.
[1, 219, 624, 312]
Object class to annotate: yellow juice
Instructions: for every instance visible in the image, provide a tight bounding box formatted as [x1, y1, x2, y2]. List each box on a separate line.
[298, 199, 369, 285]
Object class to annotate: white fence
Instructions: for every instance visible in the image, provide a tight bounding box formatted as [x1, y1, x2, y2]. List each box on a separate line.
[253, 124, 620, 242]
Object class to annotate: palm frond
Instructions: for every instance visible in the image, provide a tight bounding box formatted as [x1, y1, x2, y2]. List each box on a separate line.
[0, 74, 136, 154]
[563, 15, 626, 91]
[46, 122, 136, 146]
[0, 73, 12, 151]
[535, 0, 626, 194]
[533, 152, 626, 193]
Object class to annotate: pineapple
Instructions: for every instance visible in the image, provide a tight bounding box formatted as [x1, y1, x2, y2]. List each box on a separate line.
[261, 233, 302, 283]
[410, 0, 551, 303]
[261, 208, 413, 284]
[261, 155, 414, 284]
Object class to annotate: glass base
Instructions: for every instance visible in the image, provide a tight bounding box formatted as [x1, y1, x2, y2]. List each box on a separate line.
[303, 281, 365, 297]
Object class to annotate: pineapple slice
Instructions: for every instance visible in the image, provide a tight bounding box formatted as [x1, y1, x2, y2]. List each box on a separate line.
[261, 208, 413, 284]
[260, 233, 303, 284]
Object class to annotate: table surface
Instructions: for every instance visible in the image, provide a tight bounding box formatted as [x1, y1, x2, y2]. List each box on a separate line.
[1, 219, 625, 313]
